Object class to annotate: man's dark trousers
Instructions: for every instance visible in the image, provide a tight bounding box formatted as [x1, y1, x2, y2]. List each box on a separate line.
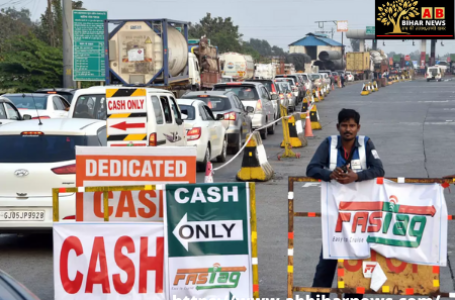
[310, 248, 363, 300]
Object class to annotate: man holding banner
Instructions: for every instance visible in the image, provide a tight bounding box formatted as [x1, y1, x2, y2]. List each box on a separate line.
[306, 108, 385, 299]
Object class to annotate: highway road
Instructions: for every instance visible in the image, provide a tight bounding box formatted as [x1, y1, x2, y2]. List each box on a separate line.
[3, 78, 455, 299]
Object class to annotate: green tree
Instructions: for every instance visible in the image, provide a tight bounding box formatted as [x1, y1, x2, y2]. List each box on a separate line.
[0, 8, 37, 55]
[0, 34, 63, 92]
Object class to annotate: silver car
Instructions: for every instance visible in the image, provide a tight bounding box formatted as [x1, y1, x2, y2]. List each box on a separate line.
[274, 79, 297, 111]
[213, 82, 277, 140]
[181, 91, 253, 153]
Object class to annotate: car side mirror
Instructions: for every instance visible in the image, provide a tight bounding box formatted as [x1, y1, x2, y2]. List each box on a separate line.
[246, 106, 255, 113]
[23, 114, 32, 120]
[181, 113, 188, 120]
[271, 94, 278, 100]
[216, 114, 224, 120]
[176, 118, 184, 125]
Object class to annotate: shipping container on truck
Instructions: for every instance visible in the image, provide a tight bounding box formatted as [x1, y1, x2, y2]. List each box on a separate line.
[188, 37, 221, 89]
[104, 18, 191, 96]
[346, 52, 371, 80]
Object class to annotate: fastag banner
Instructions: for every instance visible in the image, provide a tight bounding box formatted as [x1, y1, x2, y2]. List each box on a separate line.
[75, 146, 196, 222]
[53, 222, 164, 300]
[321, 179, 448, 266]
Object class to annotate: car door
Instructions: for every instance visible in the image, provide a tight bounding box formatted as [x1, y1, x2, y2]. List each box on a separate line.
[4, 102, 21, 121]
[233, 95, 251, 139]
[201, 104, 222, 156]
[168, 95, 186, 146]
[259, 86, 273, 122]
[52, 96, 69, 118]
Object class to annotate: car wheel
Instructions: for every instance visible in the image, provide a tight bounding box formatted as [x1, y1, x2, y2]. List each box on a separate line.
[217, 138, 228, 162]
[231, 131, 242, 154]
[260, 124, 268, 140]
[267, 119, 275, 134]
[197, 145, 211, 172]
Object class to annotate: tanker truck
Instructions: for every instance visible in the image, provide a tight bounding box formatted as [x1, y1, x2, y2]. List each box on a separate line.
[219, 52, 255, 81]
[104, 18, 194, 96]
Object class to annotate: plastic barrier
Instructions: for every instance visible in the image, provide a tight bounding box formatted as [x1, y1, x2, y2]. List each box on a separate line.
[361, 83, 370, 96]
[304, 111, 314, 137]
[310, 104, 322, 130]
[373, 81, 379, 92]
[281, 112, 307, 149]
[237, 131, 274, 182]
[278, 105, 300, 160]
[286, 176, 455, 299]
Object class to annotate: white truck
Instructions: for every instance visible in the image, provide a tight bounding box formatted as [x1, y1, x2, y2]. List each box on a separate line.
[254, 63, 276, 79]
[219, 52, 254, 81]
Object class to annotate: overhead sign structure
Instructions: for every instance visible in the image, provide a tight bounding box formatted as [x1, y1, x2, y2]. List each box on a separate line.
[164, 183, 253, 299]
[374, 0, 454, 39]
[75, 146, 197, 222]
[366, 26, 375, 35]
[106, 88, 148, 147]
[321, 179, 448, 266]
[73, 10, 107, 81]
[53, 222, 164, 299]
[337, 20, 348, 32]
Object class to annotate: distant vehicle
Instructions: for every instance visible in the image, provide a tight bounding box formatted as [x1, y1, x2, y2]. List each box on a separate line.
[220, 76, 234, 83]
[0, 97, 25, 124]
[34, 88, 77, 104]
[301, 73, 314, 92]
[2, 93, 70, 119]
[319, 70, 334, 85]
[220, 52, 255, 81]
[213, 82, 277, 140]
[274, 74, 305, 102]
[274, 77, 298, 100]
[0, 269, 41, 299]
[0, 118, 106, 232]
[177, 98, 227, 171]
[309, 73, 323, 87]
[181, 91, 253, 153]
[275, 81, 295, 112]
[426, 66, 442, 82]
[69, 87, 187, 147]
[244, 79, 279, 119]
[345, 71, 354, 82]
[332, 72, 339, 82]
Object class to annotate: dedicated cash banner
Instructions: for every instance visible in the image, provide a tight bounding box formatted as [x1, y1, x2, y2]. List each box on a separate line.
[164, 183, 253, 300]
[322, 179, 448, 266]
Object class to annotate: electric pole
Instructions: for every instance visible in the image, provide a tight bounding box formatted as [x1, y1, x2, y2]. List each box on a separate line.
[47, 0, 54, 47]
[62, 0, 76, 88]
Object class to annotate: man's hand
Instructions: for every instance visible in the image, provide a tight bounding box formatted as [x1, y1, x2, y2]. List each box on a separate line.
[330, 167, 345, 181]
[337, 166, 358, 184]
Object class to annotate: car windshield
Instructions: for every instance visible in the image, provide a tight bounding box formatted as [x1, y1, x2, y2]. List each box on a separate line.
[4, 95, 47, 110]
[276, 83, 291, 93]
[332, 72, 338, 76]
[310, 74, 321, 80]
[0, 135, 88, 163]
[213, 86, 259, 100]
[301, 74, 309, 81]
[220, 77, 232, 83]
[275, 78, 295, 85]
[73, 94, 107, 120]
[430, 69, 439, 75]
[183, 96, 232, 111]
[178, 105, 196, 120]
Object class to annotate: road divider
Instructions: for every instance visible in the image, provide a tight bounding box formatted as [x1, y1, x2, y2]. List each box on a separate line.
[237, 131, 274, 182]
[280, 112, 307, 149]
[310, 104, 322, 130]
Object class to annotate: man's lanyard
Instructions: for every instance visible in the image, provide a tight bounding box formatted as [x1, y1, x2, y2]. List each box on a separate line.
[342, 146, 355, 165]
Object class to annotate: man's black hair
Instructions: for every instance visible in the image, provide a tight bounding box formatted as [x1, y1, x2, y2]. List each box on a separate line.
[338, 108, 360, 125]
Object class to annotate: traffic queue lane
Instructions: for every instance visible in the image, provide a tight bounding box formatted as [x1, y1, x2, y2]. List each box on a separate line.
[3, 78, 455, 299]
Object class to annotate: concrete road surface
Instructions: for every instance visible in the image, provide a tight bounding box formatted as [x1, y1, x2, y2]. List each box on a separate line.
[3, 78, 455, 299]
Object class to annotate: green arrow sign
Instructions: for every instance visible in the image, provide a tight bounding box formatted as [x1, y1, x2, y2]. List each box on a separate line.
[73, 10, 107, 81]
[366, 26, 375, 35]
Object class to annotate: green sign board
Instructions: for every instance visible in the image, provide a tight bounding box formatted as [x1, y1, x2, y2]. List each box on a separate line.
[366, 26, 375, 35]
[73, 10, 107, 81]
[164, 183, 253, 299]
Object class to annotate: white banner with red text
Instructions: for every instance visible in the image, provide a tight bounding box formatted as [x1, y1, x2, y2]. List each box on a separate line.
[321, 179, 448, 266]
[53, 222, 164, 300]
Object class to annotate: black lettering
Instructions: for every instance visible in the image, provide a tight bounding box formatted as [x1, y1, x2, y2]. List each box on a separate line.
[179, 225, 194, 239]
[196, 224, 209, 238]
[212, 224, 223, 238]
[222, 223, 235, 238]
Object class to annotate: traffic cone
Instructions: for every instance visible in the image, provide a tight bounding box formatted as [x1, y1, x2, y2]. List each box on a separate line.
[204, 161, 213, 183]
[332, 83, 335, 90]
[304, 112, 314, 137]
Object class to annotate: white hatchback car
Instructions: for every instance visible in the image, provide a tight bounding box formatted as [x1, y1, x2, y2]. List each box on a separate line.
[2, 93, 70, 119]
[177, 99, 227, 172]
[0, 118, 106, 232]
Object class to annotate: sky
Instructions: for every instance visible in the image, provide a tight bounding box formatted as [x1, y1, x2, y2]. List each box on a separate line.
[10, 0, 455, 57]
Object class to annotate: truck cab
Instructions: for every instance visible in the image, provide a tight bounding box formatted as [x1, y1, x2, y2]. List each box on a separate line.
[68, 87, 187, 147]
[188, 52, 201, 91]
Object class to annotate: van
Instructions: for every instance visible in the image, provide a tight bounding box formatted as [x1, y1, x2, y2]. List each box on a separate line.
[426, 67, 442, 82]
[68, 87, 187, 146]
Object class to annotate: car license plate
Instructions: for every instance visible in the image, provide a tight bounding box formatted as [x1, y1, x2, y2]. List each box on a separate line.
[0, 211, 45, 221]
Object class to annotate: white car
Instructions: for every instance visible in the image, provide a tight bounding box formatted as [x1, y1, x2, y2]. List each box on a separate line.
[0, 118, 106, 231]
[2, 93, 70, 119]
[345, 71, 354, 82]
[177, 99, 227, 172]
[0, 97, 25, 124]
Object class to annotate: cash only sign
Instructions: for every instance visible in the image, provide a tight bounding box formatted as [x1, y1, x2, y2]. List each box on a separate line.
[164, 183, 254, 300]
[322, 179, 448, 266]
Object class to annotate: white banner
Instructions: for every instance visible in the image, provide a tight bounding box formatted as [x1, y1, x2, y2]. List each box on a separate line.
[322, 179, 448, 266]
[53, 222, 165, 300]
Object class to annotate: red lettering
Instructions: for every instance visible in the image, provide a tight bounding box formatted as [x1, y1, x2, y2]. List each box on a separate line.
[435, 8, 444, 19]
[352, 212, 369, 233]
[335, 212, 351, 232]
[343, 259, 363, 272]
[60, 236, 84, 294]
[127, 100, 132, 109]
[386, 258, 407, 274]
[139, 237, 163, 293]
[367, 212, 383, 232]
[108, 101, 113, 111]
[113, 236, 135, 294]
[116, 192, 137, 218]
[86, 237, 111, 293]
[422, 8, 432, 19]
[94, 191, 114, 218]
[140, 99, 144, 108]
[138, 191, 157, 218]
[159, 191, 163, 218]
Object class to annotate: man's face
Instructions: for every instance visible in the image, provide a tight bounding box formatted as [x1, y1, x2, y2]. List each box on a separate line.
[337, 118, 360, 141]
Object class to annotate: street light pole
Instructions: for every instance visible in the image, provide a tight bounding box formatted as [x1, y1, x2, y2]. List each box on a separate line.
[62, 0, 76, 88]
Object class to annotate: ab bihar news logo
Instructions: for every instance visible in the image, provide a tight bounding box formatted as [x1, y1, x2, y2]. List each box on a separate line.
[375, 0, 454, 39]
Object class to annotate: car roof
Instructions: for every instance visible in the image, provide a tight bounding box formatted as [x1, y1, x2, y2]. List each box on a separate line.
[183, 91, 231, 97]
[214, 82, 262, 87]
[2, 93, 48, 98]
[72, 86, 173, 99]
[177, 98, 206, 106]
[35, 88, 76, 93]
[0, 118, 105, 135]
